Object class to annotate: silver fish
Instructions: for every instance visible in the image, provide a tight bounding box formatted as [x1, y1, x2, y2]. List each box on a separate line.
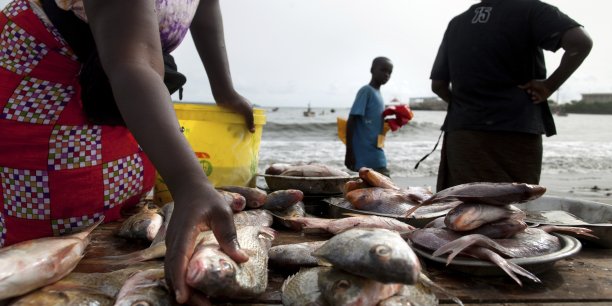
[186, 226, 275, 298]
[424, 182, 547, 206]
[318, 267, 402, 306]
[9, 261, 162, 305]
[0, 219, 103, 300]
[409, 227, 539, 285]
[444, 203, 525, 231]
[116, 204, 163, 241]
[114, 268, 174, 306]
[313, 228, 421, 285]
[281, 267, 326, 306]
[377, 282, 439, 306]
[287, 215, 415, 235]
[269, 240, 327, 271]
[82, 210, 272, 267]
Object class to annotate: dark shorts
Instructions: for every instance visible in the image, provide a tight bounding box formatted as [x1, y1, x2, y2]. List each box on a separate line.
[436, 130, 542, 191]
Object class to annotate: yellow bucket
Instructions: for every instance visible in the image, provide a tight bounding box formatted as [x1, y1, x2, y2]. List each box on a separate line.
[154, 103, 266, 205]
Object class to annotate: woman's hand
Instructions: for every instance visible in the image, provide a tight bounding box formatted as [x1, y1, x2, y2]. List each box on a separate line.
[216, 92, 256, 133]
[164, 183, 249, 304]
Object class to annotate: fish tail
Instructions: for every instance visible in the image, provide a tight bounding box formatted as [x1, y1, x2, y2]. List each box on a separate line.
[418, 273, 464, 306]
[432, 234, 512, 261]
[484, 249, 541, 285]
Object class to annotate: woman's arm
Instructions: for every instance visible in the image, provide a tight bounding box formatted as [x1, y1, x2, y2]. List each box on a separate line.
[82, 0, 248, 304]
[191, 0, 255, 132]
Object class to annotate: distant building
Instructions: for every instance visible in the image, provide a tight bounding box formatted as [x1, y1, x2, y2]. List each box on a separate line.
[581, 93, 612, 104]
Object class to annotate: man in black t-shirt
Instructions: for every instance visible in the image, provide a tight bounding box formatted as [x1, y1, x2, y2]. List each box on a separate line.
[430, 0, 592, 191]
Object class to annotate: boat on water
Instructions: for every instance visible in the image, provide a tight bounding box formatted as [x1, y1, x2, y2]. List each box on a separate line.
[303, 103, 315, 117]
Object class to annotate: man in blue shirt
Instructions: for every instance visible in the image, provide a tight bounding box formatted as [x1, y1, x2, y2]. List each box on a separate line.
[345, 57, 393, 176]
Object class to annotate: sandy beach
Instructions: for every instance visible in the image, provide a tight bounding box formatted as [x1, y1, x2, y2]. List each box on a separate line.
[393, 172, 612, 205]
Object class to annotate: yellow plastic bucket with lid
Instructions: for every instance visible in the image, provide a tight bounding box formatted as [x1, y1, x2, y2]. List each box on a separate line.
[154, 103, 266, 205]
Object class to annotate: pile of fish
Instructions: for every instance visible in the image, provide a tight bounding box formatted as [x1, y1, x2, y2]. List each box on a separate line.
[408, 182, 596, 285]
[1, 167, 599, 305]
[341, 167, 458, 218]
[279, 228, 439, 306]
[265, 162, 350, 177]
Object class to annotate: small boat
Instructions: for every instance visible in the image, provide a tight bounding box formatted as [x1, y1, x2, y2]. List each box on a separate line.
[303, 103, 315, 117]
[272, 107, 279, 112]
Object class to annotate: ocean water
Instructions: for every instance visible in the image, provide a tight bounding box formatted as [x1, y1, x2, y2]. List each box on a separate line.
[258, 107, 612, 177]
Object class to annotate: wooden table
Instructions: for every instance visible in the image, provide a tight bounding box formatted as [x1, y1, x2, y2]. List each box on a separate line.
[75, 220, 612, 306]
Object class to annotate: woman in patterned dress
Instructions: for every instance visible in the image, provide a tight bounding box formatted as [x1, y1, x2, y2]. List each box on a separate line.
[0, 0, 254, 304]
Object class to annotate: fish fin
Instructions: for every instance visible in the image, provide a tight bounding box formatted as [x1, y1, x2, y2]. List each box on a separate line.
[69, 217, 105, 240]
[480, 249, 541, 285]
[539, 225, 598, 239]
[403, 204, 422, 218]
[418, 273, 464, 306]
[432, 234, 512, 264]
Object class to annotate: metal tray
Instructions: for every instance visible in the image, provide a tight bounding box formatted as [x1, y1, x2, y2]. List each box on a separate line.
[324, 197, 451, 228]
[260, 174, 359, 195]
[514, 195, 612, 248]
[413, 233, 581, 276]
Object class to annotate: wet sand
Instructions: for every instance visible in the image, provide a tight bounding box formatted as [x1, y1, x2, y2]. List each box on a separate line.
[393, 172, 612, 205]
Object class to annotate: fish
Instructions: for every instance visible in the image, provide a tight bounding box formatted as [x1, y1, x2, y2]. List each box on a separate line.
[217, 185, 268, 209]
[345, 187, 416, 214]
[0, 218, 103, 300]
[217, 189, 247, 212]
[279, 164, 350, 177]
[358, 167, 400, 190]
[281, 267, 326, 306]
[9, 262, 162, 306]
[423, 182, 547, 206]
[409, 227, 540, 285]
[263, 189, 304, 211]
[405, 182, 547, 217]
[444, 203, 525, 231]
[115, 204, 163, 241]
[287, 215, 416, 235]
[317, 267, 403, 306]
[186, 226, 276, 298]
[377, 282, 439, 306]
[433, 226, 596, 262]
[342, 179, 370, 197]
[312, 228, 421, 285]
[281, 266, 403, 306]
[233, 209, 274, 227]
[272, 201, 307, 231]
[426, 216, 528, 239]
[114, 268, 174, 306]
[82, 210, 273, 267]
[265, 163, 294, 175]
[268, 240, 327, 271]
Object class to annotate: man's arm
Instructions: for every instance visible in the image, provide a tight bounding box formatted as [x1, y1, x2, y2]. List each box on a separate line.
[431, 80, 451, 103]
[520, 27, 593, 103]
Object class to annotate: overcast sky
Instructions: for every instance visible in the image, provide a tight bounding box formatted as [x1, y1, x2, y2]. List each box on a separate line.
[3, 0, 609, 107]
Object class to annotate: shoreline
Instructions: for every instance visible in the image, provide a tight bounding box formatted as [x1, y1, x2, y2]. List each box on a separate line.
[392, 172, 612, 205]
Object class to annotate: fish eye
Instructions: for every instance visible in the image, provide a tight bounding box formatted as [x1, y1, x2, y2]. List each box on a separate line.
[371, 244, 392, 257]
[333, 279, 352, 291]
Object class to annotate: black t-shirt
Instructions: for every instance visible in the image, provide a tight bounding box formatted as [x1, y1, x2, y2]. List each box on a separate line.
[430, 0, 580, 136]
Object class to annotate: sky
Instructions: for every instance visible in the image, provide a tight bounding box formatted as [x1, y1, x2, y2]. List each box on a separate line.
[2, 0, 610, 107]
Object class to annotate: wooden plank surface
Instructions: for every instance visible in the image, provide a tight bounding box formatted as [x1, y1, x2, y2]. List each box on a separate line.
[75, 219, 612, 305]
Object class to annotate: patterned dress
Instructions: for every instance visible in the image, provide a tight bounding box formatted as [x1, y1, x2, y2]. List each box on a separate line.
[0, 0, 198, 247]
